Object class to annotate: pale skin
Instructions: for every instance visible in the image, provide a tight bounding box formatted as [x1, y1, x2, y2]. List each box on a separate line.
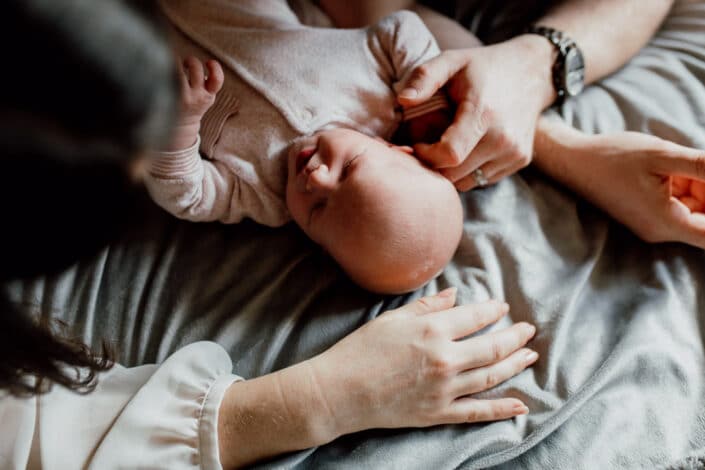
[319, 0, 676, 189]
[285, 128, 463, 293]
[534, 119, 705, 249]
[218, 289, 538, 468]
[318, 1, 705, 248]
[171, 56, 463, 294]
[169, 57, 539, 469]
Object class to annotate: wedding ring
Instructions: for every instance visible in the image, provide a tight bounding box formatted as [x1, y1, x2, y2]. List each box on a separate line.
[473, 168, 489, 188]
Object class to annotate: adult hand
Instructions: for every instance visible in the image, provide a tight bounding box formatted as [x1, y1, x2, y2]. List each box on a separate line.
[218, 289, 537, 468]
[534, 119, 705, 249]
[309, 288, 538, 438]
[398, 36, 555, 191]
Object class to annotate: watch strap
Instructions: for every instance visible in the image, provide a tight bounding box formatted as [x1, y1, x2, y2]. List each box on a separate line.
[525, 25, 581, 106]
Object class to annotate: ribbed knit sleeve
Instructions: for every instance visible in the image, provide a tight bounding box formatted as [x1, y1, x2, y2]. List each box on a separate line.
[0, 342, 241, 470]
[144, 135, 250, 224]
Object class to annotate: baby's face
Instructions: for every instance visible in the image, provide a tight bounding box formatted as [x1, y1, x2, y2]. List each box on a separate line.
[286, 128, 463, 294]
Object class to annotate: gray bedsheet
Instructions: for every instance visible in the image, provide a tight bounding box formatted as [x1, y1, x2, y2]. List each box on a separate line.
[6, 1, 705, 468]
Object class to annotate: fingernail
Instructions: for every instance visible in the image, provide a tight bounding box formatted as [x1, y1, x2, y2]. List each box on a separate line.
[514, 403, 530, 415]
[524, 350, 539, 364]
[502, 302, 510, 313]
[399, 88, 418, 99]
[439, 287, 457, 298]
[525, 323, 537, 337]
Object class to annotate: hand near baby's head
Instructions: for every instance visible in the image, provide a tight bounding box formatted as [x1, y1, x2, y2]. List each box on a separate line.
[167, 56, 224, 151]
[673, 176, 705, 213]
[286, 128, 463, 294]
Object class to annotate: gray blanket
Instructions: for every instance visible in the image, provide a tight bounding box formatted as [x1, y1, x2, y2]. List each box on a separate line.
[7, 1, 705, 468]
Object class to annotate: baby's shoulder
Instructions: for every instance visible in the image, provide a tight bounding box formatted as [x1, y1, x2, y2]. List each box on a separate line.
[371, 10, 427, 36]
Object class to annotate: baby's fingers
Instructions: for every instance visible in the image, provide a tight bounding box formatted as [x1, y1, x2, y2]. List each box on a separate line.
[205, 60, 224, 94]
[183, 56, 205, 88]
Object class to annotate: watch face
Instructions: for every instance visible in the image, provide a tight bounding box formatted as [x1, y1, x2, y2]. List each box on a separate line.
[564, 48, 585, 96]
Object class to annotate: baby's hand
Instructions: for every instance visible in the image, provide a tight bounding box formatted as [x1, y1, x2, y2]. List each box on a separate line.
[672, 176, 705, 212]
[168, 56, 224, 151]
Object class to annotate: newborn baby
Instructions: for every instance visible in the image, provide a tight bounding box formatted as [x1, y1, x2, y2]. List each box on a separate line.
[286, 129, 462, 292]
[147, 0, 463, 293]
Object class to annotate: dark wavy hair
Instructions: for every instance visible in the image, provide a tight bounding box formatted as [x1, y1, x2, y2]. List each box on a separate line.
[0, 0, 176, 395]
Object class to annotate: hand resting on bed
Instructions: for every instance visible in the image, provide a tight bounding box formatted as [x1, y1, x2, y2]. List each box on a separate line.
[218, 288, 538, 468]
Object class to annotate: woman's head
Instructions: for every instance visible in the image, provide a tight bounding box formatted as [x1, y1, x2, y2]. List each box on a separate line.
[286, 128, 463, 294]
[1, 0, 176, 279]
[1, 0, 176, 395]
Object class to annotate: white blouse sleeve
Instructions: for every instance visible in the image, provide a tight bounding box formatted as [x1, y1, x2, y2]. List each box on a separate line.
[0, 342, 241, 470]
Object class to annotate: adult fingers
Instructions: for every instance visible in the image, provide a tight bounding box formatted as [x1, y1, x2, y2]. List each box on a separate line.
[671, 176, 691, 198]
[415, 99, 490, 168]
[452, 152, 518, 191]
[424, 300, 509, 340]
[440, 135, 497, 183]
[452, 348, 539, 396]
[455, 322, 537, 370]
[680, 196, 705, 213]
[441, 397, 529, 424]
[691, 179, 705, 202]
[655, 145, 705, 181]
[398, 50, 471, 106]
[667, 197, 705, 249]
[183, 56, 204, 88]
[204, 60, 224, 94]
[396, 288, 458, 316]
[482, 157, 530, 186]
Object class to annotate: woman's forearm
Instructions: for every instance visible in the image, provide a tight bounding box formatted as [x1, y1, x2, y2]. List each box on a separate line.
[217, 361, 338, 469]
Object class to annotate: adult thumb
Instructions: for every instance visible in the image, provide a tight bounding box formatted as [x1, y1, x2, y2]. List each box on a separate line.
[398, 50, 470, 106]
[404, 287, 458, 316]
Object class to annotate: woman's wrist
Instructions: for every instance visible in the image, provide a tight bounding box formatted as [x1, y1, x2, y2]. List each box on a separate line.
[217, 361, 341, 469]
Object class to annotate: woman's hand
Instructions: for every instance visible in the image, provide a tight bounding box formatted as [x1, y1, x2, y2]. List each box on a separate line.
[309, 288, 538, 437]
[398, 36, 555, 191]
[534, 118, 705, 249]
[218, 289, 537, 468]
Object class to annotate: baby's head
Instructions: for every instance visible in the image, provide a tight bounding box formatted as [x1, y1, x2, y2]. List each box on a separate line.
[286, 128, 463, 294]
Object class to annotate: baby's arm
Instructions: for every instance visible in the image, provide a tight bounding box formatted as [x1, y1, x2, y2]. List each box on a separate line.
[167, 57, 223, 152]
[145, 57, 244, 223]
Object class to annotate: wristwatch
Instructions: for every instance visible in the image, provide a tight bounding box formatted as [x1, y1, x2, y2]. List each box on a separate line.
[525, 25, 585, 106]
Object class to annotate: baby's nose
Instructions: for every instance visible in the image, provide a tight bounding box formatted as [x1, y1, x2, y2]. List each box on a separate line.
[306, 164, 335, 194]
